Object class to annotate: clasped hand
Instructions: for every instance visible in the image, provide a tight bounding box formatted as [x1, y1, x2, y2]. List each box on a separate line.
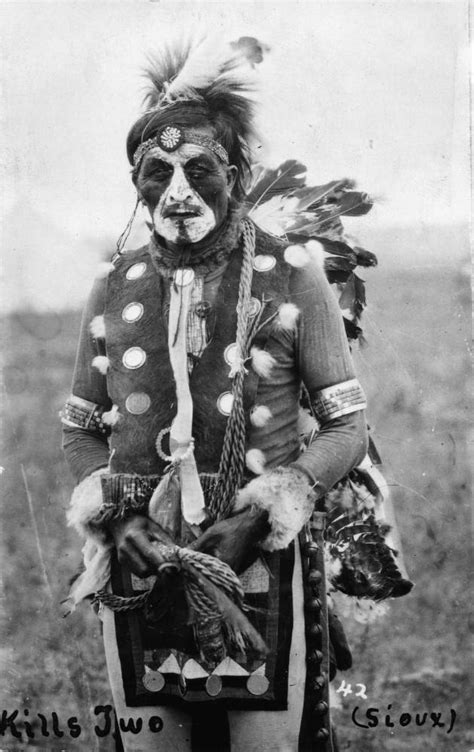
[109, 506, 270, 579]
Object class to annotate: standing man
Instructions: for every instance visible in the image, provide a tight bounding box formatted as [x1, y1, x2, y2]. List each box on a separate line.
[62, 40, 368, 751]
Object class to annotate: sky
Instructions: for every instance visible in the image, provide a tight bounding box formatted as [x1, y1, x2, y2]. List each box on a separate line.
[0, 0, 470, 312]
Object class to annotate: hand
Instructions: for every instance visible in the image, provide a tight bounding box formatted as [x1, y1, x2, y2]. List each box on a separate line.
[190, 507, 270, 574]
[108, 515, 175, 579]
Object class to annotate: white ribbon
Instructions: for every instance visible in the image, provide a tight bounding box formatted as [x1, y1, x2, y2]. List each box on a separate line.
[166, 269, 207, 526]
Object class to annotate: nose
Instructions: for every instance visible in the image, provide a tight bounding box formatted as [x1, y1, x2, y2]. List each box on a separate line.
[167, 165, 194, 203]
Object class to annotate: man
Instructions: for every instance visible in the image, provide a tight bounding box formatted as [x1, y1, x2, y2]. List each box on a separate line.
[62, 40, 369, 751]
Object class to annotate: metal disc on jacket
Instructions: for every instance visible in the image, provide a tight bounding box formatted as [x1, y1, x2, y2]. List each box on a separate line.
[224, 343, 238, 366]
[205, 675, 222, 697]
[173, 268, 195, 286]
[247, 673, 269, 695]
[125, 392, 151, 415]
[142, 670, 165, 692]
[122, 302, 144, 323]
[216, 392, 234, 415]
[126, 262, 147, 280]
[253, 255, 276, 272]
[249, 297, 262, 316]
[122, 347, 147, 369]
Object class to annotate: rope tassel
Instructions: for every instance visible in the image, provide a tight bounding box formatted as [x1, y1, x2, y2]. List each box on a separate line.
[94, 544, 267, 661]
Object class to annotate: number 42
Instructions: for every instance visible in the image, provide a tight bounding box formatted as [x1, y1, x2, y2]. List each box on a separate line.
[335, 680, 367, 699]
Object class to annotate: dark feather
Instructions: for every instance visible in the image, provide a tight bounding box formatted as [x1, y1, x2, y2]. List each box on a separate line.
[325, 190, 373, 216]
[354, 246, 378, 267]
[325, 476, 414, 601]
[338, 273, 367, 321]
[245, 160, 307, 206]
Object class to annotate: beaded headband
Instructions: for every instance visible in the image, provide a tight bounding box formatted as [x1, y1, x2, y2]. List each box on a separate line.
[133, 125, 229, 169]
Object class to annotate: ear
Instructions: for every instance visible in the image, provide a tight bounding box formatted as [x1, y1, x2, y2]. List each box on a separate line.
[226, 165, 238, 197]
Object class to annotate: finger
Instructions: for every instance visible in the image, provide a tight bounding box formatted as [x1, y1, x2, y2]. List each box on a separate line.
[118, 545, 151, 578]
[129, 530, 170, 570]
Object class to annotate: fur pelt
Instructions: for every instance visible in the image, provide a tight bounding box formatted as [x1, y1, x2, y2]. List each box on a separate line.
[66, 468, 108, 542]
[234, 466, 316, 551]
[89, 315, 106, 339]
[91, 355, 110, 375]
[250, 346, 276, 378]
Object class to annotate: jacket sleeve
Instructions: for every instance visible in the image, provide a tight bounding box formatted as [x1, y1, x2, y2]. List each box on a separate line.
[62, 276, 112, 483]
[289, 259, 368, 493]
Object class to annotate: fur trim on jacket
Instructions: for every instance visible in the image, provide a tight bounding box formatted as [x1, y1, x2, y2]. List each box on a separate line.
[66, 468, 109, 542]
[234, 466, 316, 551]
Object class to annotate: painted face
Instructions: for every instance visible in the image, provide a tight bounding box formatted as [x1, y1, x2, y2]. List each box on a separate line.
[136, 137, 236, 247]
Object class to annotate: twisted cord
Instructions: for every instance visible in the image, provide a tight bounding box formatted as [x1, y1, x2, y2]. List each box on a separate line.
[93, 590, 150, 612]
[179, 547, 245, 603]
[208, 218, 256, 521]
[112, 197, 140, 260]
[186, 580, 220, 618]
[94, 543, 245, 613]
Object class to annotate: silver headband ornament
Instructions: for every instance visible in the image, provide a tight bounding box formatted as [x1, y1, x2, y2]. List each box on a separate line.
[133, 125, 229, 168]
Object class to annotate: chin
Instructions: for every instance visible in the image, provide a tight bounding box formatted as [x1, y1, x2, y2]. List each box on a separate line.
[157, 216, 216, 245]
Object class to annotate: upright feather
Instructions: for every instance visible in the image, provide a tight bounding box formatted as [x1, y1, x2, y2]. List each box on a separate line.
[143, 37, 254, 111]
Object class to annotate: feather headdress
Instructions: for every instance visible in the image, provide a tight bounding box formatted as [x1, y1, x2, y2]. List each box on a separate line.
[127, 37, 261, 198]
[142, 37, 254, 110]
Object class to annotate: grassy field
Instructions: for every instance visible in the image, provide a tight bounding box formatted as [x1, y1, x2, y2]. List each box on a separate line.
[0, 261, 471, 751]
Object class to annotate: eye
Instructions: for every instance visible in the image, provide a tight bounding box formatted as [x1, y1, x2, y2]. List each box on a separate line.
[186, 167, 208, 180]
[142, 159, 172, 181]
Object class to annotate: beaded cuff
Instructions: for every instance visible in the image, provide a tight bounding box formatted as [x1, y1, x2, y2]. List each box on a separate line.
[88, 472, 221, 531]
[61, 395, 109, 436]
[311, 379, 367, 424]
[88, 474, 162, 528]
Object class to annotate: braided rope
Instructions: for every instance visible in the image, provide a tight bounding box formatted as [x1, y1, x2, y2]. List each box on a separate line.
[178, 547, 245, 602]
[208, 218, 256, 521]
[92, 590, 150, 612]
[94, 543, 245, 613]
[186, 580, 220, 618]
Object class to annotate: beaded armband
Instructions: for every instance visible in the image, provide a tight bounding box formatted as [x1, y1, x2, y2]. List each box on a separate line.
[88, 474, 162, 529]
[61, 395, 109, 436]
[311, 379, 367, 424]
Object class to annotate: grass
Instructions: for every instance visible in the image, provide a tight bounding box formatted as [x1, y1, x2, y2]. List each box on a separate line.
[0, 262, 471, 751]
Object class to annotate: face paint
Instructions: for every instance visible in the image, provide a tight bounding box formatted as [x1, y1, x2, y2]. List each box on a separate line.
[152, 161, 216, 244]
[136, 138, 235, 248]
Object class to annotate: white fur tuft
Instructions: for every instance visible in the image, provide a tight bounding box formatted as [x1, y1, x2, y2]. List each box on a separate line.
[67, 469, 108, 540]
[89, 315, 106, 339]
[277, 302, 300, 330]
[325, 549, 343, 581]
[284, 244, 310, 268]
[95, 262, 115, 279]
[250, 347, 276, 379]
[245, 448, 266, 475]
[234, 466, 316, 551]
[92, 355, 110, 375]
[102, 405, 121, 426]
[305, 240, 326, 268]
[250, 405, 272, 427]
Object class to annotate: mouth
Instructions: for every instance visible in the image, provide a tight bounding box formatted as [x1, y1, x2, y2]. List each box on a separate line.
[163, 207, 202, 220]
